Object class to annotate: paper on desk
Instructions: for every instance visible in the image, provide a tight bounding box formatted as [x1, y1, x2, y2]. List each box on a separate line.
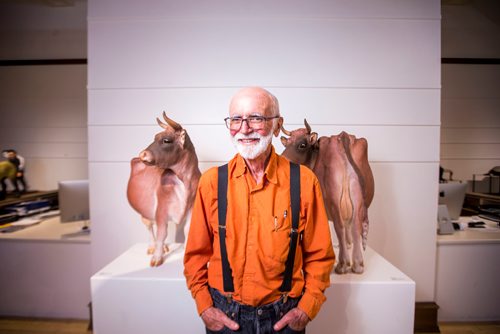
[11, 218, 42, 226]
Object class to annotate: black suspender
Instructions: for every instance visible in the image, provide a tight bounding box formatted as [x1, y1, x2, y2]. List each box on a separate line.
[217, 162, 301, 296]
[280, 162, 301, 293]
[217, 163, 234, 294]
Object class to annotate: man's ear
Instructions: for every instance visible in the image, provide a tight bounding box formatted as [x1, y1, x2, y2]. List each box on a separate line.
[274, 117, 284, 137]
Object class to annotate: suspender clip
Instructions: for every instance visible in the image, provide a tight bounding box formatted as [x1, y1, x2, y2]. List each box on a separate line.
[282, 293, 289, 304]
[290, 228, 298, 236]
[225, 293, 233, 303]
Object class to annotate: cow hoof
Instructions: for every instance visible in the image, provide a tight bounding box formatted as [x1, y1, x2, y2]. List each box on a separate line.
[335, 263, 350, 275]
[163, 244, 170, 254]
[150, 256, 164, 267]
[351, 263, 364, 274]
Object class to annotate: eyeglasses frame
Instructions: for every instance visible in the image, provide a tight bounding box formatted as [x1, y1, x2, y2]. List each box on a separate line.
[224, 115, 280, 130]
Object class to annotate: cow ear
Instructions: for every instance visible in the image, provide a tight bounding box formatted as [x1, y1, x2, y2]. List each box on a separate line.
[179, 129, 186, 148]
[310, 132, 318, 145]
[280, 136, 288, 147]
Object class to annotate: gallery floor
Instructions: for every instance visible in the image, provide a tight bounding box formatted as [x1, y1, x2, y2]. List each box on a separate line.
[0, 317, 499, 334]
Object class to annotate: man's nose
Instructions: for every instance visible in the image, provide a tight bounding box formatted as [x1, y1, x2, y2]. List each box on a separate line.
[239, 119, 253, 133]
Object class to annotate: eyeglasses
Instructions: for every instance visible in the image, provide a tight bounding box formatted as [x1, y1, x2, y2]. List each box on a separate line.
[224, 115, 280, 130]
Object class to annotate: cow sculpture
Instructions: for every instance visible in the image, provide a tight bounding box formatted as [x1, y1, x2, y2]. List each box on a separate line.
[127, 112, 201, 267]
[281, 120, 374, 274]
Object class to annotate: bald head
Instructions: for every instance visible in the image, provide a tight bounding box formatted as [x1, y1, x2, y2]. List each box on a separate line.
[229, 87, 280, 118]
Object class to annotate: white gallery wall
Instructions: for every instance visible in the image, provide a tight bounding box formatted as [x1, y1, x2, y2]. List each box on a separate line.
[441, 64, 500, 183]
[0, 1, 88, 191]
[88, 0, 441, 305]
[440, 2, 500, 183]
[0, 65, 88, 190]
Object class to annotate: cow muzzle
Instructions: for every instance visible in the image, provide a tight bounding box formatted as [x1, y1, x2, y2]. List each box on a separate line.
[139, 150, 155, 166]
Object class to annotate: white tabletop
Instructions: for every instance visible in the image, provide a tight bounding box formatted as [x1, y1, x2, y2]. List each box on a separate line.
[0, 213, 90, 243]
[94, 243, 413, 286]
[437, 216, 500, 245]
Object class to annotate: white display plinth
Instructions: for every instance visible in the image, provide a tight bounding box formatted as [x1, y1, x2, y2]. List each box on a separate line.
[0, 216, 91, 319]
[91, 243, 415, 334]
[436, 217, 500, 321]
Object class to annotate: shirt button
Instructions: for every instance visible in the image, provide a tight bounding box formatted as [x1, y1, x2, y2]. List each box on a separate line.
[257, 309, 263, 316]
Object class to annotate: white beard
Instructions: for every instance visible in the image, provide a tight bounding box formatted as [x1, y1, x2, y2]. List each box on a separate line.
[231, 132, 273, 160]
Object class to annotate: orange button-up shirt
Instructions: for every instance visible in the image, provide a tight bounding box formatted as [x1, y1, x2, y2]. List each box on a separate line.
[184, 147, 335, 320]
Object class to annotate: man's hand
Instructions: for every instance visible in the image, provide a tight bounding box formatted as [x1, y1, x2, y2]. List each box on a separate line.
[201, 306, 240, 332]
[273, 307, 310, 331]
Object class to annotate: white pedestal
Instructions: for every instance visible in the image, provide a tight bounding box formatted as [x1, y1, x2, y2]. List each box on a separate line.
[436, 217, 500, 321]
[0, 216, 91, 319]
[91, 243, 415, 334]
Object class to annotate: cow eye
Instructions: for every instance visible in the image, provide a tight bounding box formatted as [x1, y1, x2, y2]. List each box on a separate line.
[163, 138, 172, 144]
[298, 143, 307, 149]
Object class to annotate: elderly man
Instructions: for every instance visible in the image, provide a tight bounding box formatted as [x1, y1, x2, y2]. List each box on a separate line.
[184, 87, 335, 333]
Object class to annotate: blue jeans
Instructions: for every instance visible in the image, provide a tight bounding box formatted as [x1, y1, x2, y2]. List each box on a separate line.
[206, 287, 305, 334]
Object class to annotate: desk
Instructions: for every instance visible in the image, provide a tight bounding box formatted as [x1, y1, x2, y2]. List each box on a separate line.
[0, 216, 91, 319]
[435, 217, 500, 321]
[92, 243, 415, 334]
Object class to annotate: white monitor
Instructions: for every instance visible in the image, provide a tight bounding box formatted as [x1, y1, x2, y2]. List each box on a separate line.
[438, 182, 467, 220]
[58, 179, 90, 223]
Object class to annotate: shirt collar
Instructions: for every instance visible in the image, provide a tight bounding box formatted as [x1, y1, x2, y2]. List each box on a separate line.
[232, 146, 279, 185]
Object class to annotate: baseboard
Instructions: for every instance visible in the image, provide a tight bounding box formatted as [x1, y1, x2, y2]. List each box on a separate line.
[414, 302, 440, 333]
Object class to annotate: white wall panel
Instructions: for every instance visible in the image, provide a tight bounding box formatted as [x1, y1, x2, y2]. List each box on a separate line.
[442, 65, 500, 98]
[441, 128, 500, 144]
[441, 98, 500, 120]
[88, 124, 439, 163]
[440, 159, 500, 183]
[368, 162, 438, 301]
[0, 127, 87, 144]
[441, 109, 500, 128]
[89, 88, 440, 126]
[440, 64, 500, 183]
[89, 0, 439, 20]
[89, 19, 439, 89]
[441, 144, 500, 160]
[0, 65, 87, 98]
[25, 158, 88, 191]
[2, 142, 87, 159]
[1, 99, 86, 127]
[0, 65, 88, 191]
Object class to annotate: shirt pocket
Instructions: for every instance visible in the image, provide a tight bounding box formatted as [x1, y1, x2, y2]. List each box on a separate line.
[259, 209, 293, 275]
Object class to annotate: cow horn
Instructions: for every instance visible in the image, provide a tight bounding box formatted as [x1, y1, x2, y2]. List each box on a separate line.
[304, 119, 311, 134]
[156, 117, 168, 129]
[162, 111, 182, 130]
[281, 125, 291, 136]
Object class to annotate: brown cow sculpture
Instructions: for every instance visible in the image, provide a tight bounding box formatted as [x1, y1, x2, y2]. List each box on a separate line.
[127, 112, 201, 267]
[281, 120, 374, 274]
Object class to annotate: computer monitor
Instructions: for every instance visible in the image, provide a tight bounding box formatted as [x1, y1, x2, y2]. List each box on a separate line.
[438, 182, 467, 220]
[58, 179, 90, 223]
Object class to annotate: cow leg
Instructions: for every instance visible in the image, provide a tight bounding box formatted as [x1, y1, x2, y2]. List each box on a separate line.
[334, 218, 351, 274]
[150, 220, 169, 267]
[141, 217, 156, 255]
[174, 220, 186, 243]
[350, 217, 364, 274]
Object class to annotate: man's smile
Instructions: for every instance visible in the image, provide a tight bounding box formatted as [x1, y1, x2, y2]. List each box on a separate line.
[238, 138, 259, 145]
